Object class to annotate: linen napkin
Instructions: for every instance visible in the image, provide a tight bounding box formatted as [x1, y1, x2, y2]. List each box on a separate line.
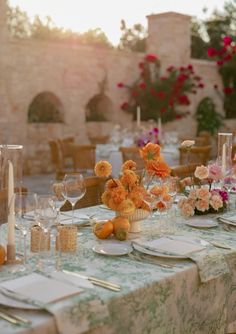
[0, 273, 82, 304]
[133, 237, 230, 283]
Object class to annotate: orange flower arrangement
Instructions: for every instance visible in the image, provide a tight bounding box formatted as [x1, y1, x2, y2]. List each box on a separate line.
[94, 142, 171, 216]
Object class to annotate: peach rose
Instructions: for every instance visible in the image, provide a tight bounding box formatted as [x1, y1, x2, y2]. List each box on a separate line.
[196, 188, 211, 200]
[195, 199, 209, 212]
[187, 198, 196, 208]
[210, 194, 223, 211]
[208, 163, 223, 181]
[188, 189, 197, 200]
[181, 203, 195, 217]
[194, 165, 209, 180]
[178, 198, 188, 209]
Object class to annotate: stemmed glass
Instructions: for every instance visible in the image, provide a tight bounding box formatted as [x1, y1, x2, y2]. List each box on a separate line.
[62, 173, 86, 224]
[35, 195, 59, 269]
[14, 192, 37, 266]
[50, 180, 66, 224]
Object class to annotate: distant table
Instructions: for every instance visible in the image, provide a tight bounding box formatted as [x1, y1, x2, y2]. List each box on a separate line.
[96, 144, 179, 177]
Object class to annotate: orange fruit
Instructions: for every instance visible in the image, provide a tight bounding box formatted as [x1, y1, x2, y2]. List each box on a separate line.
[112, 217, 130, 234]
[0, 245, 6, 265]
[93, 220, 113, 239]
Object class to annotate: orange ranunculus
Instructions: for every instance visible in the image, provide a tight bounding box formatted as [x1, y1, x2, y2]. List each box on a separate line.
[120, 170, 138, 188]
[140, 142, 161, 162]
[122, 160, 137, 172]
[94, 160, 112, 177]
[146, 160, 171, 178]
[117, 199, 136, 215]
[101, 190, 111, 206]
[106, 178, 121, 190]
[111, 186, 127, 205]
[128, 189, 143, 208]
[156, 200, 167, 211]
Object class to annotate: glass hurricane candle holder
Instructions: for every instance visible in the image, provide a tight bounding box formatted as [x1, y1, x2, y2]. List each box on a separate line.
[217, 133, 233, 176]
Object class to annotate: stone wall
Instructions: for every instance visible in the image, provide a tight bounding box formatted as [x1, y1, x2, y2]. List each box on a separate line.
[0, 2, 234, 174]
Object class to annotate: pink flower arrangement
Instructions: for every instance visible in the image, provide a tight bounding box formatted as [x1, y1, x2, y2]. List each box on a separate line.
[178, 163, 227, 217]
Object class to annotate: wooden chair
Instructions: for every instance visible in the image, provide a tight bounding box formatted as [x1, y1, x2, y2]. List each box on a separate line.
[179, 145, 212, 166]
[89, 135, 109, 145]
[49, 140, 66, 180]
[171, 163, 200, 179]
[71, 144, 96, 172]
[119, 146, 145, 170]
[60, 176, 106, 210]
[232, 144, 236, 160]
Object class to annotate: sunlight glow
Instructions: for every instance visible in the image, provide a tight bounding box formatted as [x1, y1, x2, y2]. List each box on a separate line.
[9, 0, 225, 45]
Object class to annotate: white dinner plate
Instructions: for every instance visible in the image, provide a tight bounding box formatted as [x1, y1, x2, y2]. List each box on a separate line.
[92, 242, 133, 256]
[132, 236, 208, 259]
[185, 219, 218, 229]
[132, 242, 187, 259]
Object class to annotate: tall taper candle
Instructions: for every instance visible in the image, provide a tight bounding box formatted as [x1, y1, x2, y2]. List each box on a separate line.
[158, 117, 162, 143]
[137, 106, 141, 128]
[7, 160, 15, 246]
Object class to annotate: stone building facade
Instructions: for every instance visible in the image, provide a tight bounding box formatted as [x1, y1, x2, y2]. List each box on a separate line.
[0, 0, 234, 174]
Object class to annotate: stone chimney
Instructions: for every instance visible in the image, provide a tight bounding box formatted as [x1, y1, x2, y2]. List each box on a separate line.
[0, 0, 8, 41]
[146, 12, 191, 68]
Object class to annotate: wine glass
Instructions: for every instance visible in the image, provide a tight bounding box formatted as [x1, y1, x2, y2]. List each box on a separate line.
[62, 173, 86, 224]
[14, 192, 37, 266]
[50, 180, 66, 223]
[35, 194, 59, 269]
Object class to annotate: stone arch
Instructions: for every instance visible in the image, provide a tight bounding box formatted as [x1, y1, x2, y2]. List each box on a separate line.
[28, 91, 64, 123]
[85, 93, 113, 122]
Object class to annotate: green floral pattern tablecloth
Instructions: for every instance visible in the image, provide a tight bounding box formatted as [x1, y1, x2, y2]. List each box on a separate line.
[1, 206, 236, 334]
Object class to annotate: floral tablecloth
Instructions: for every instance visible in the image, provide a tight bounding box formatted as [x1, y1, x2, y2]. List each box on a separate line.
[1, 206, 236, 334]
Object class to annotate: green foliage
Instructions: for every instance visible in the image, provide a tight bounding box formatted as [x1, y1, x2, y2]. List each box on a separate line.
[195, 97, 224, 135]
[7, 4, 112, 47]
[191, 1, 236, 59]
[118, 20, 147, 52]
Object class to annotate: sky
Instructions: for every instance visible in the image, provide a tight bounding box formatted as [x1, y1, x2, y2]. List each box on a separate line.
[9, 0, 226, 45]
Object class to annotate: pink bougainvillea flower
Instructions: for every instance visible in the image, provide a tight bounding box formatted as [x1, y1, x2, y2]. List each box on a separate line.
[224, 86, 233, 95]
[139, 62, 145, 69]
[157, 91, 166, 99]
[187, 64, 193, 70]
[178, 95, 190, 105]
[117, 82, 124, 88]
[217, 60, 224, 66]
[223, 36, 232, 46]
[167, 65, 174, 72]
[145, 54, 157, 62]
[207, 48, 217, 57]
[120, 102, 129, 110]
[139, 82, 146, 89]
[177, 74, 188, 82]
[132, 90, 139, 97]
[198, 83, 204, 88]
[161, 107, 167, 113]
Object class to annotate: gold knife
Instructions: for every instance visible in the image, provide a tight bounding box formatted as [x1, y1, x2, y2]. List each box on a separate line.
[0, 309, 31, 325]
[62, 270, 121, 291]
[0, 310, 21, 325]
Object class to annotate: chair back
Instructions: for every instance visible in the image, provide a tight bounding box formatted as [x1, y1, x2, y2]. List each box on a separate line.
[179, 145, 211, 165]
[119, 146, 145, 170]
[89, 136, 109, 145]
[72, 144, 96, 171]
[61, 176, 106, 210]
[48, 140, 64, 179]
[171, 163, 200, 179]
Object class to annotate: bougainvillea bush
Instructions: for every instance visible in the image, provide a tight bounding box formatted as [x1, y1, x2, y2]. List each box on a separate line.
[208, 36, 236, 118]
[117, 53, 205, 123]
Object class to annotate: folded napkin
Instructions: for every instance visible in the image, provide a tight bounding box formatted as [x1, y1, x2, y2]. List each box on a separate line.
[0, 273, 82, 304]
[133, 237, 230, 283]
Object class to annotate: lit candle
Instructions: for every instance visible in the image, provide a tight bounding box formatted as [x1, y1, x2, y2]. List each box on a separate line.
[222, 143, 226, 175]
[158, 117, 162, 143]
[7, 160, 15, 246]
[136, 106, 141, 128]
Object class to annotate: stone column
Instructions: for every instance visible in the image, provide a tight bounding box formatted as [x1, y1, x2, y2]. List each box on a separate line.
[146, 12, 191, 68]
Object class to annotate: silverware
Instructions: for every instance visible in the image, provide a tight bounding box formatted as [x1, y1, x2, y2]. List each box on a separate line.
[0, 310, 21, 325]
[0, 308, 31, 325]
[0, 288, 44, 310]
[128, 253, 175, 268]
[62, 270, 121, 292]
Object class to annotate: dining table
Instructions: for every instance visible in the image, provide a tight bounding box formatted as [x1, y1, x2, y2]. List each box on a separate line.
[1, 204, 236, 334]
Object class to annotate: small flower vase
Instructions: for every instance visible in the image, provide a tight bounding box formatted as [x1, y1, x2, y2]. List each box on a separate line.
[117, 209, 150, 233]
